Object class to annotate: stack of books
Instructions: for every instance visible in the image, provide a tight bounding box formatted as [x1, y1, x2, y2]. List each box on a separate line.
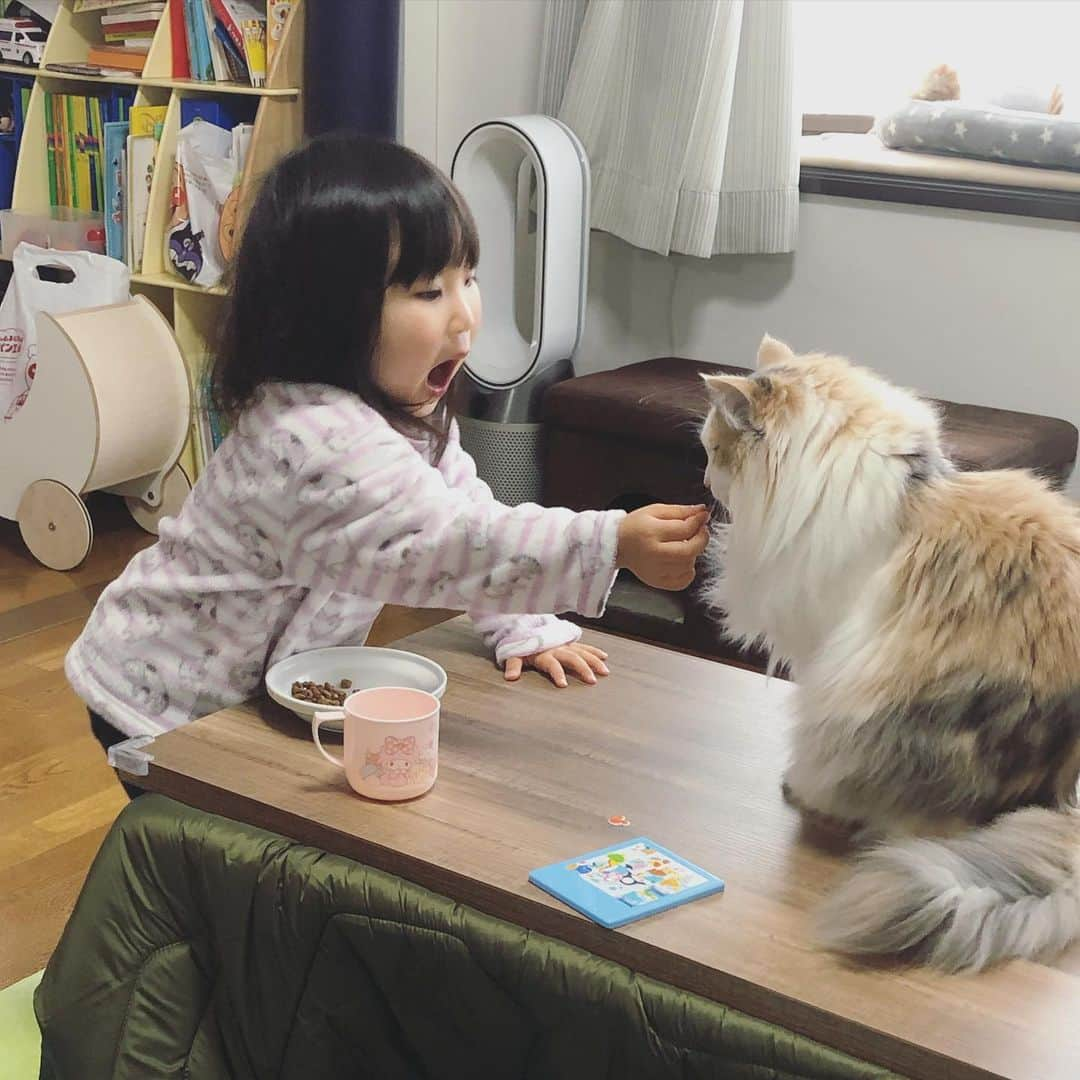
[172, 0, 269, 87]
[86, 2, 166, 72]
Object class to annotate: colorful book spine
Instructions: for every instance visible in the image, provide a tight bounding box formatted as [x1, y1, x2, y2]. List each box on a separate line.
[111, 87, 135, 125]
[213, 21, 246, 81]
[85, 46, 149, 72]
[182, 0, 201, 79]
[203, 366, 227, 451]
[44, 91, 57, 207]
[91, 97, 105, 213]
[185, 0, 214, 80]
[71, 95, 92, 212]
[210, 0, 243, 54]
[240, 19, 265, 88]
[64, 96, 79, 210]
[52, 94, 67, 208]
[170, 0, 190, 78]
[103, 120, 128, 260]
[85, 97, 98, 213]
[201, 0, 229, 81]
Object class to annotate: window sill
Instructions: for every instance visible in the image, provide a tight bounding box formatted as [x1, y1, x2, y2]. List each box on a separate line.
[800, 133, 1080, 222]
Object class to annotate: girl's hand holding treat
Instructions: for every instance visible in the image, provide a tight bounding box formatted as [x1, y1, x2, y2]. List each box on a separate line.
[617, 503, 710, 590]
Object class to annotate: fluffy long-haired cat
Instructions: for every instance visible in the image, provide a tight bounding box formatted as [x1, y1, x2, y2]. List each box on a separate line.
[700, 335, 1080, 972]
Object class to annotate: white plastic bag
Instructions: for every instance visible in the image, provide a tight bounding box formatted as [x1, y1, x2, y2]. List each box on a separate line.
[0, 243, 130, 421]
[167, 120, 235, 288]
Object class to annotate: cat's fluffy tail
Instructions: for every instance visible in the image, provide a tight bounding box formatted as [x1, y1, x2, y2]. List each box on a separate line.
[817, 806, 1080, 971]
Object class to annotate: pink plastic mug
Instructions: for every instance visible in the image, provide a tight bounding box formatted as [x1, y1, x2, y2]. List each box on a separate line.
[312, 686, 439, 801]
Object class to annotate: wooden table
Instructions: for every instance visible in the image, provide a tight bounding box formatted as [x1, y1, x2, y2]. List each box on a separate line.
[125, 619, 1080, 1080]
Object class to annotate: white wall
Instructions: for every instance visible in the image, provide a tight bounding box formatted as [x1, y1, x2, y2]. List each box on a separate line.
[400, 0, 546, 171]
[403, 2, 1080, 489]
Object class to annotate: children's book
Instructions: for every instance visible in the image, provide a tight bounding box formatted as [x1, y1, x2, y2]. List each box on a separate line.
[169, 0, 190, 78]
[212, 20, 246, 81]
[125, 131, 154, 270]
[201, 0, 230, 81]
[129, 103, 166, 139]
[528, 838, 724, 929]
[183, 0, 214, 80]
[64, 95, 82, 209]
[86, 95, 103, 212]
[103, 120, 128, 259]
[43, 90, 57, 206]
[239, 17, 265, 87]
[70, 95, 91, 211]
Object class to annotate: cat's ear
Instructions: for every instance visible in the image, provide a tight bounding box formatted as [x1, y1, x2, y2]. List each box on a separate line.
[701, 374, 756, 431]
[757, 334, 795, 369]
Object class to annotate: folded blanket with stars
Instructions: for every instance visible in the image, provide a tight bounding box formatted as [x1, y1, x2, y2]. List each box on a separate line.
[876, 99, 1080, 172]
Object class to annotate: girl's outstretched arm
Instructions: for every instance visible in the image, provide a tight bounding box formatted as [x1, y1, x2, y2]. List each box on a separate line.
[280, 407, 623, 621]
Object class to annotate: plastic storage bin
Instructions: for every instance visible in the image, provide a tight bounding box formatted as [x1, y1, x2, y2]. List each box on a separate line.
[0, 207, 105, 258]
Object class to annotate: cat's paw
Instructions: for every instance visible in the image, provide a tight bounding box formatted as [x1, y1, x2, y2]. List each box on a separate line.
[782, 778, 862, 841]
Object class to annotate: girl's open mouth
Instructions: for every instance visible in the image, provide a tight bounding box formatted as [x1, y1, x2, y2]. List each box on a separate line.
[426, 356, 464, 394]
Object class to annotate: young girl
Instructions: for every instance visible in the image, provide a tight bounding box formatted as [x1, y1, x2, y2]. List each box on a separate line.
[66, 134, 709, 788]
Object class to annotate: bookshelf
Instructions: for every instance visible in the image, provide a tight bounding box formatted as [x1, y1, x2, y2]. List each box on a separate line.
[3, 0, 305, 483]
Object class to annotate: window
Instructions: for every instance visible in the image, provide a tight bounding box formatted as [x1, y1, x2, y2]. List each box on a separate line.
[797, 2, 1080, 219]
[796, 1, 1080, 124]
[20, 31, 46, 42]
[0, 32, 13, 42]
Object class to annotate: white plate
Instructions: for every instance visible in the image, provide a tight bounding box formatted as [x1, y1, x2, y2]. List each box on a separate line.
[265, 646, 447, 731]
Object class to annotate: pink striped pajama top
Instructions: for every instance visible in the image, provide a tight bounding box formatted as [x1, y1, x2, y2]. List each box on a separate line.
[66, 383, 624, 737]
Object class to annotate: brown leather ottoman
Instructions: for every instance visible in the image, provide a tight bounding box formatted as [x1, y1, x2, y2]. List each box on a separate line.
[542, 357, 1078, 666]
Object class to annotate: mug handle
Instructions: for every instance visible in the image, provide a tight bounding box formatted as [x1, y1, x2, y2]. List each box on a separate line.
[312, 710, 346, 769]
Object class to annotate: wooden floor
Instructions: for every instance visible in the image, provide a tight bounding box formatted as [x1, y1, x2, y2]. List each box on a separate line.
[0, 494, 447, 990]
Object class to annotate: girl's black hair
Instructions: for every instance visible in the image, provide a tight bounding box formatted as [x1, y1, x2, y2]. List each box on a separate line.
[212, 132, 479, 458]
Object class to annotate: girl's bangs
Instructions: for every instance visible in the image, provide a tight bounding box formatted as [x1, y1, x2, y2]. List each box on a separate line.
[386, 179, 479, 286]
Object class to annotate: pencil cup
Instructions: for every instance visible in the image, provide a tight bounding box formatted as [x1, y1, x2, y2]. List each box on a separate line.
[312, 686, 439, 800]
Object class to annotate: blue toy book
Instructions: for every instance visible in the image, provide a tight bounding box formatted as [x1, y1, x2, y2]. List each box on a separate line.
[103, 121, 129, 261]
[529, 837, 724, 929]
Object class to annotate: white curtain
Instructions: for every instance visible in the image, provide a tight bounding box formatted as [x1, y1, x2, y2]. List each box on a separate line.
[539, 0, 799, 258]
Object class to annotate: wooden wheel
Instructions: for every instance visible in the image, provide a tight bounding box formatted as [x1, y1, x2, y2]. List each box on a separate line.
[17, 479, 93, 571]
[125, 464, 192, 535]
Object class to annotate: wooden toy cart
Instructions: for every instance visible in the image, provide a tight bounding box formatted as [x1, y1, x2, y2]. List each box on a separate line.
[1, 295, 192, 570]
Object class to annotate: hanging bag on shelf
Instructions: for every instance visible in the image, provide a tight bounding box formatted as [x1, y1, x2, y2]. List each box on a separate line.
[0, 242, 130, 422]
[166, 120, 235, 288]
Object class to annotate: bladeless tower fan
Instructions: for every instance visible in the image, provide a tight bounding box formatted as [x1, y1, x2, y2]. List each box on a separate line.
[451, 115, 589, 505]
